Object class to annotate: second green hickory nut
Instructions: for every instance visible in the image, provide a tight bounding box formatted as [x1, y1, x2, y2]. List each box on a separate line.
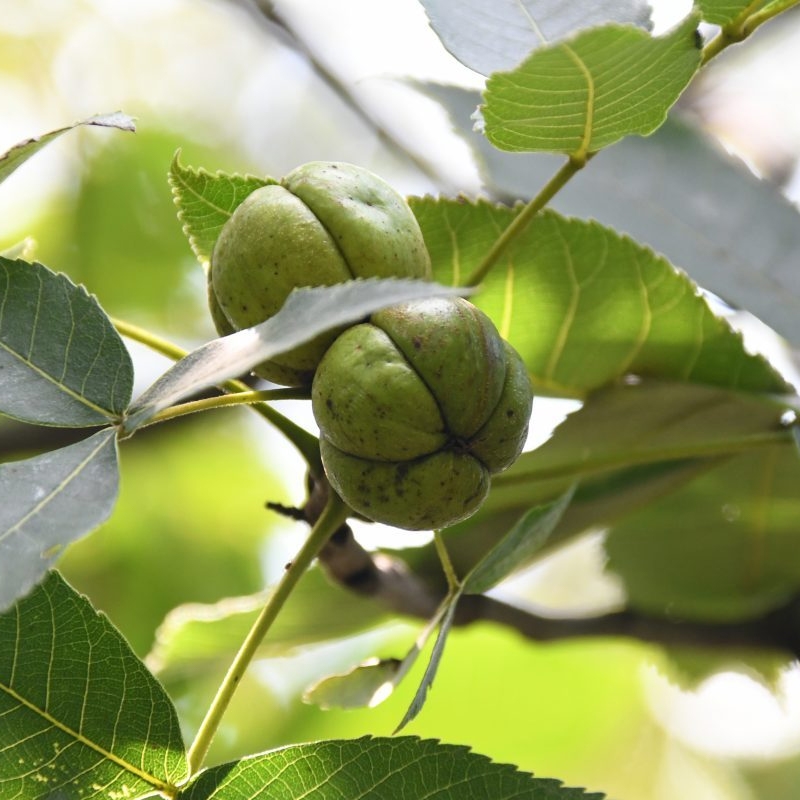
[209, 161, 431, 386]
[312, 297, 533, 530]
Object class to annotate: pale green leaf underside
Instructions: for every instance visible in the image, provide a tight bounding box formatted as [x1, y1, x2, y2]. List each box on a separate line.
[0, 112, 135, 186]
[420, 0, 652, 76]
[0, 429, 120, 612]
[169, 152, 271, 265]
[0, 572, 187, 799]
[124, 279, 466, 431]
[481, 15, 701, 155]
[606, 442, 800, 622]
[0, 258, 134, 426]
[180, 737, 605, 799]
[410, 199, 788, 398]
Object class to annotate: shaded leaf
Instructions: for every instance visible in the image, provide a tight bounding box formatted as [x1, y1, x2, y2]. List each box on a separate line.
[410, 200, 788, 397]
[431, 381, 794, 584]
[0, 112, 135, 186]
[463, 487, 575, 594]
[170, 152, 271, 265]
[148, 567, 391, 683]
[395, 594, 461, 731]
[420, 0, 652, 75]
[499, 382, 792, 490]
[0, 572, 187, 798]
[0, 258, 134, 427]
[124, 278, 466, 431]
[0, 428, 119, 612]
[605, 442, 800, 621]
[481, 15, 700, 156]
[180, 736, 605, 799]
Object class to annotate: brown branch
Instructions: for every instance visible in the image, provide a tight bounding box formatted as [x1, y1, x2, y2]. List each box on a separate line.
[270, 474, 800, 661]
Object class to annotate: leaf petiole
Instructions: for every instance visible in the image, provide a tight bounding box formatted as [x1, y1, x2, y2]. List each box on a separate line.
[465, 157, 586, 286]
[112, 317, 323, 476]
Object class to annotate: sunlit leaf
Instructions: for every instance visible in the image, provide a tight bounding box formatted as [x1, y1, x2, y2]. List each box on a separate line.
[0, 258, 134, 427]
[0, 429, 119, 612]
[422, 87, 800, 345]
[481, 15, 700, 156]
[180, 736, 605, 799]
[605, 442, 800, 621]
[124, 278, 465, 431]
[0, 572, 187, 798]
[170, 152, 271, 265]
[0, 112, 135, 186]
[411, 200, 788, 397]
[420, 0, 651, 75]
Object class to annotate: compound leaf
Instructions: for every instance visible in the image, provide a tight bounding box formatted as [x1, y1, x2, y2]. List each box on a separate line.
[0, 572, 187, 798]
[169, 153, 271, 265]
[411, 200, 789, 397]
[0, 258, 133, 427]
[0, 428, 120, 612]
[481, 14, 701, 156]
[179, 737, 604, 799]
[420, 0, 652, 75]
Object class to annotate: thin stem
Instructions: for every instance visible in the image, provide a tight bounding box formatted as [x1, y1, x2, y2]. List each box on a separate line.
[434, 531, 460, 592]
[186, 492, 349, 776]
[701, 0, 800, 65]
[112, 317, 323, 476]
[144, 388, 307, 427]
[742, 0, 800, 35]
[111, 317, 188, 362]
[465, 157, 586, 287]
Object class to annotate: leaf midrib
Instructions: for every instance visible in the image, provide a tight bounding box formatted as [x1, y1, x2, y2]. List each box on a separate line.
[0, 679, 174, 793]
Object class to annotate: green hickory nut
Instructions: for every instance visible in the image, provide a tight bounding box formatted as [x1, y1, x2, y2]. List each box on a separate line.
[311, 296, 534, 531]
[209, 161, 431, 386]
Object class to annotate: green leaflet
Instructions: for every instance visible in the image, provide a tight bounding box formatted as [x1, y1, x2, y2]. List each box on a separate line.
[0, 572, 187, 798]
[0, 258, 134, 427]
[481, 15, 701, 156]
[169, 152, 271, 265]
[179, 737, 606, 799]
[410, 199, 789, 398]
